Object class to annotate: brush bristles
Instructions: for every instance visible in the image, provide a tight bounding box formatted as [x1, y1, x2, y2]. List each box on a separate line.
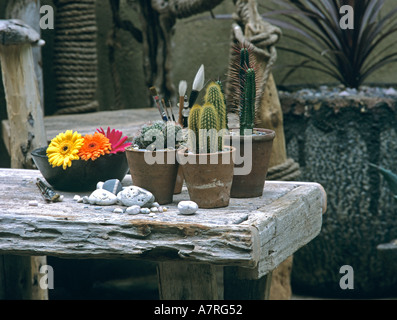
[192, 64, 205, 92]
[149, 86, 159, 97]
[179, 80, 187, 97]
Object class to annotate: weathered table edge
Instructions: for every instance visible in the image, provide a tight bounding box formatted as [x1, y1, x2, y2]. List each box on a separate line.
[0, 169, 326, 279]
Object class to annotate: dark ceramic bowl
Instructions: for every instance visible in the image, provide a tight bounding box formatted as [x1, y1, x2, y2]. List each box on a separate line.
[31, 147, 129, 191]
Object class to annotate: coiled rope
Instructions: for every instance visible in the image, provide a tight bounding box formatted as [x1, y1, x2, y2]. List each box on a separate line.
[53, 0, 98, 115]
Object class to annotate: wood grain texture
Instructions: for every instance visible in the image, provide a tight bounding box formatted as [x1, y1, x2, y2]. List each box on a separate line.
[0, 169, 325, 278]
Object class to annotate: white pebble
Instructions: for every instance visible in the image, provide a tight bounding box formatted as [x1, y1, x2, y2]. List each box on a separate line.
[73, 195, 81, 201]
[157, 207, 164, 213]
[126, 205, 141, 215]
[178, 201, 199, 215]
[29, 200, 39, 207]
[150, 207, 159, 213]
[149, 213, 156, 217]
[140, 208, 151, 214]
[113, 208, 124, 214]
[151, 202, 160, 208]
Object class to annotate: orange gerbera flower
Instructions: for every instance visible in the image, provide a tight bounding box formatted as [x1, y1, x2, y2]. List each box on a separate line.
[78, 132, 112, 161]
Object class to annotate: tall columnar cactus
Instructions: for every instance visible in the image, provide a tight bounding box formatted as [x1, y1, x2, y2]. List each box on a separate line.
[204, 82, 227, 130]
[199, 102, 220, 154]
[216, 80, 229, 129]
[240, 68, 256, 135]
[188, 104, 202, 153]
[231, 46, 257, 135]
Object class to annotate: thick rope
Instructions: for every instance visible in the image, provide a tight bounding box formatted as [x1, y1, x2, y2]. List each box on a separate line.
[53, 0, 98, 114]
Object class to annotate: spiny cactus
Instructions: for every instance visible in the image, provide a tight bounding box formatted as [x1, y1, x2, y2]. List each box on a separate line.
[216, 80, 229, 129]
[240, 68, 256, 135]
[199, 103, 220, 154]
[204, 81, 227, 130]
[188, 104, 202, 153]
[134, 121, 182, 150]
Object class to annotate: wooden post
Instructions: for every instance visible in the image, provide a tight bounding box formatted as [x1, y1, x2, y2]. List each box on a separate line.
[224, 267, 272, 300]
[157, 262, 218, 300]
[6, 0, 44, 110]
[0, 19, 48, 300]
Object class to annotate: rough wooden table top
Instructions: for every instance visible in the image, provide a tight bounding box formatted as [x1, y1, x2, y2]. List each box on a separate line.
[0, 168, 325, 279]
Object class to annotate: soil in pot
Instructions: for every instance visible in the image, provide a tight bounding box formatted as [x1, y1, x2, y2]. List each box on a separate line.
[125, 148, 179, 205]
[225, 128, 276, 198]
[177, 146, 236, 209]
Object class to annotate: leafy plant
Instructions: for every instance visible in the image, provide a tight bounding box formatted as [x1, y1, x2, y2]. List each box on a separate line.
[133, 121, 182, 151]
[262, 0, 397, 88]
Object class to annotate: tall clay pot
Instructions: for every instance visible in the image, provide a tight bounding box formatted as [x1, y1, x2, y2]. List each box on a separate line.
[177, 146, 236, 209]
[225, 128, 275, 198]
[125, 148, 179, 205]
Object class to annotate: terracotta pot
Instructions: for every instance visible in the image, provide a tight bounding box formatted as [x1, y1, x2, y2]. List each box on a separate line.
[125, 148, 179, 205]
[177, 146, 236, 209]
[173, 166, 184, 194]
[225, 128, 275, 198]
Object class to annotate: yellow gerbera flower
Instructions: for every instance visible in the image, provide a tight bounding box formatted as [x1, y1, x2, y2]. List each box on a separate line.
[47, 130, 84, 170]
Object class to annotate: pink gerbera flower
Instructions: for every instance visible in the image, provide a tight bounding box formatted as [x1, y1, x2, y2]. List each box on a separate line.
[96, 127, 132, 154]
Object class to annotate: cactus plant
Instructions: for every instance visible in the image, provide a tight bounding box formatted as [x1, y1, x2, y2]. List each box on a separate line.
[134, 120, 182, 151]
[240, 67, 256, 135]
[199, 103, 220, 154]
[187, 104, 202, 153]
[204, 81, 228, 131]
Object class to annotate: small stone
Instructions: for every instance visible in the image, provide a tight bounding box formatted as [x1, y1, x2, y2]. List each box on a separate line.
[77, 197, 83, 203]
[82, 196, 90, 204]
[140, 208, 151, 214]
[117, 186, 155, 207]
[126, 205, 141, 215]
[149, 213, 156, 217]
[73, 195, 80, 201]
[29, 200, 39, 207]
[88, 189, 118, 206]
[151, 202, 160, 208]
[157, 206, 164, 213]
[95, 207, 103, 210]
[113, 208, 124, 214]
[102, 179, 123, 195]
[58, 195, 64, 202]
[96, 181, 104, 189]
[150, 207, 159, 213]
[162, 207, 168, 212]
[178, 201, 198, 215]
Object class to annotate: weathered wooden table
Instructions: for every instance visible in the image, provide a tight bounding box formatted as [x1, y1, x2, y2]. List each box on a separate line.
[0, 168, 326, 300]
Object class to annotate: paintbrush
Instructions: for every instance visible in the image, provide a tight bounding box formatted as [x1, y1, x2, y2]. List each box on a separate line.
[161, 98, 172, 121]
[168, 100, 176, 122]
[178, 80, 187, 126]
[188, 64, 205, 108]
[149, 86, 168, 121]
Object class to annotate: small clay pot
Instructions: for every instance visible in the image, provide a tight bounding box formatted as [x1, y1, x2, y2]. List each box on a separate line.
[125, 148, 179, 205]
[173, 166, 184, 194]
[224, 128, 275, 198]
[177, 146, 236, 209]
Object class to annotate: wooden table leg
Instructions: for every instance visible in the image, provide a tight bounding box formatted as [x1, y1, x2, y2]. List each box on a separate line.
[224, 266, 273, 300]
[0, 255, 48, 300]
[157, 262, 218, 300]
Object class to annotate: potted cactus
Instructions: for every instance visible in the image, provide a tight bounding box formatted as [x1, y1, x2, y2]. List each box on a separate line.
[225, 46, 276, 198]
[177, 83, 236, 209]
[126, 121, 182, 205]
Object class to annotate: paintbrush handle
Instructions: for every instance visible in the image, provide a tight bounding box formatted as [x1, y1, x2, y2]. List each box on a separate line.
[178, 96, 184, 126]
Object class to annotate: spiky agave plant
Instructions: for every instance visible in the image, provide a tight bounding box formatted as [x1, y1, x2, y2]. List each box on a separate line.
[261, 0, 397, 88]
